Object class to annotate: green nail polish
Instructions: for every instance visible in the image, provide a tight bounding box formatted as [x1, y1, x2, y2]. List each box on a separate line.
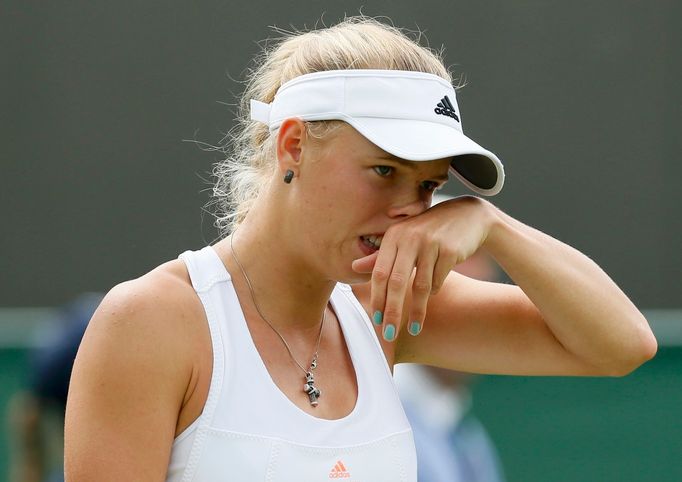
[409, 321, 421, 336]
[373, 311, 383, 326]
[383, 324, 396, 341]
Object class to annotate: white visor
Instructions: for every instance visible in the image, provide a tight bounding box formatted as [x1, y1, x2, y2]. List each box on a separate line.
[250, 69, 505, 196]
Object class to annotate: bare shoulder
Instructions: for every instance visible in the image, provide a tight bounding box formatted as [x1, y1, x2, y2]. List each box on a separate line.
[104, 259, 202, 329]
[65, 258, 207, 480]
[88, 259, 204, 363]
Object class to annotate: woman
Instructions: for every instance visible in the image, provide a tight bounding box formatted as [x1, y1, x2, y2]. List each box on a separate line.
[64, 17, 657, 481]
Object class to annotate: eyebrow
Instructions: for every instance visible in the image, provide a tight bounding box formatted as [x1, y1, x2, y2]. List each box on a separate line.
[376, 155, 450, 181]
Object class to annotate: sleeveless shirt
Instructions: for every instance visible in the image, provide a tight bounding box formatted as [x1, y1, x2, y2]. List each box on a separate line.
[165, 246, 417, 481]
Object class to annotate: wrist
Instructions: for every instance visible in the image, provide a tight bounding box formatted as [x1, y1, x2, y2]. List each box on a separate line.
[481, 199, 511, 254]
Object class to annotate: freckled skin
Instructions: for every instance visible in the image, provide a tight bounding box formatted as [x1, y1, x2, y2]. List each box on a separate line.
[288, 124, 451, 285]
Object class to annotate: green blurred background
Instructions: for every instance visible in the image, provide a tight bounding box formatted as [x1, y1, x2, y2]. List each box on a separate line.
[2, 0, 680, 480]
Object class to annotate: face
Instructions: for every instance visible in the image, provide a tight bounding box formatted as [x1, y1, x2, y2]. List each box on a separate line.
[291, 123, 451, 284]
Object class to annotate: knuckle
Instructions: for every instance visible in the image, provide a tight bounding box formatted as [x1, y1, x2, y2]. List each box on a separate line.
[373, 267, 390, 282]
[388, 272, 407, 289]
[404, 229, 421, 244]
[422, 231, 436, 245]
[383, 306, 402, 322]
[385, 224, 401, 237]
[413, 279, 432, 295]
[438, 245, 456, 259]
[400, 229, 418, 241]
[440, 250, 460, 267]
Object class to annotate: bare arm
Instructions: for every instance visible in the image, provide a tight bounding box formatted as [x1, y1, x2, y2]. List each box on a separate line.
[358, 196, 657, 376]
[64, 275, 196, 481]
[481, 204, 656, 374]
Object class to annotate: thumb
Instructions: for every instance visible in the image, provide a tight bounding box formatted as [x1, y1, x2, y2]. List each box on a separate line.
[352, 252, 379, 274]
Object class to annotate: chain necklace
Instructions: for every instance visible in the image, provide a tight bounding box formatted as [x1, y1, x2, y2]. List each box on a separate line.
[229, 234, 326, 407]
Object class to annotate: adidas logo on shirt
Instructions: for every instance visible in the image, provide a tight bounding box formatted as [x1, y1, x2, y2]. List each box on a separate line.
[434, 95, 460, 121]
[329, 459, 351, 479]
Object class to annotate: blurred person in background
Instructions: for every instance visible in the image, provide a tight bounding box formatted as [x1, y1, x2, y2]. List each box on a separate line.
[6, 293, 102, 482]
[396, 365, 505, 482]
[396, 193, 506, 481]
[64, 17, 657, 481]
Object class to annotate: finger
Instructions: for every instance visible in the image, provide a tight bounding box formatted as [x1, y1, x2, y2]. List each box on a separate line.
[369, 236, 398, 333]
[431, 246, 457, 295]
[351, 251, 379, 274]
[378, 241, 418, 342]
[408, 247, 439, 336]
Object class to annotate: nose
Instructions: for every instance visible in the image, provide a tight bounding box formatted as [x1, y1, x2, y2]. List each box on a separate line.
[386, 193, 432, 219]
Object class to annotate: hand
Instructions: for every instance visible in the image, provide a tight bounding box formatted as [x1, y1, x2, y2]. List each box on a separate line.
[351, 195, 496, 341]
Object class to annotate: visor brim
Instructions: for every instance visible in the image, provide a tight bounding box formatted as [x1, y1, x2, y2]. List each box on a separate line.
[347, 117, 505, 196]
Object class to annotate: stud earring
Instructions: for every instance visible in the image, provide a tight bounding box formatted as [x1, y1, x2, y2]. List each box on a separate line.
[283, 169, 294, 184]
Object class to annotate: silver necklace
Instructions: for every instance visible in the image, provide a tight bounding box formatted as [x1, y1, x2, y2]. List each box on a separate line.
[229, 234, 326, 407]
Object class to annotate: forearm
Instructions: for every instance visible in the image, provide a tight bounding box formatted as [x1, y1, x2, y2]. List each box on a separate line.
[483, 203, 657, 375]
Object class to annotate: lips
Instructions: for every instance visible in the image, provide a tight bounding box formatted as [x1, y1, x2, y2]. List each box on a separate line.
[361, 234, 383, 249]
[358, 234, 384, 255]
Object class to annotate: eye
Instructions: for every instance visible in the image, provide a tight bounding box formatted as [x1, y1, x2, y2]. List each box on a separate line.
[420, 180, 440, 192]
[373, 165, 394, 177]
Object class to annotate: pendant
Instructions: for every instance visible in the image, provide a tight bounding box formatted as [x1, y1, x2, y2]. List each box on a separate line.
[303, 370, 321, 406]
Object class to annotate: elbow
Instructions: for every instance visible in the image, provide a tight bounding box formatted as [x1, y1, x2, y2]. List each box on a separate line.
[627, 316, 659, 372]
[607, 330, 658, 377]
[641, 330, 659, 362]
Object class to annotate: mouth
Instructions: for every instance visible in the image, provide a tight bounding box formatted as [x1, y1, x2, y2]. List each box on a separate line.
[359, 234, 384, 255]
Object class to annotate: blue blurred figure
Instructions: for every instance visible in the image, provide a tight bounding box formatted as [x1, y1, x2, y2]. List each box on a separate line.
[395, 364, 506, 482]
[7, 293, 102, 482]
[394, 212, 507, 482]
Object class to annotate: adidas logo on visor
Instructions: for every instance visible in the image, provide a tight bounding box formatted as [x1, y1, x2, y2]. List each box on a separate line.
[434, 95, 460, 122]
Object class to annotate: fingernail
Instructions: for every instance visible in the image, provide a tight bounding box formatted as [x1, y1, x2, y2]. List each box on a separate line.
[409, 321, 421, 336]
[373, 311, 383, 326]
[383, 324, 396, 341]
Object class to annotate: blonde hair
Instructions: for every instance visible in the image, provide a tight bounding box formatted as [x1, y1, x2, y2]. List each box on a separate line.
[210, 16, 456, 236]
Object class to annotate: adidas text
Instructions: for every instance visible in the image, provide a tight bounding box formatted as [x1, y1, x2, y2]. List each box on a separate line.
[329, 460, 351, 479]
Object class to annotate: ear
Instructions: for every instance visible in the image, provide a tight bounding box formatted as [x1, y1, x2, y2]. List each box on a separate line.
[276, 118, 307, 177]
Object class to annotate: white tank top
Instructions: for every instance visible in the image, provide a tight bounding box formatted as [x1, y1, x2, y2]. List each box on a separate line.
[165, 246, 417, 482]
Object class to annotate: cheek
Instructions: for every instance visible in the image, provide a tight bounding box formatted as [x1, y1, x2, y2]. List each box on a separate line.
[299, 162, 386, 237]
[304, 184, 382, 253]
[333, 179, 384, 218]
[311, 171, 372, 213]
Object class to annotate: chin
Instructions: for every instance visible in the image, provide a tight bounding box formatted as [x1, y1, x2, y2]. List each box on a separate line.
[334, 268, 372, 285]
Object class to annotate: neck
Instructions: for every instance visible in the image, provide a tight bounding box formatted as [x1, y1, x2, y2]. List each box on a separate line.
[217, 194, 336, 335]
